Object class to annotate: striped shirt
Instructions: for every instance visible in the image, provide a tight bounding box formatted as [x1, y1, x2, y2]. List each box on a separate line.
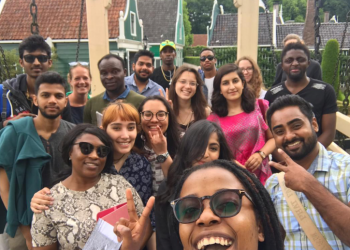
[265, 143, 350, 250]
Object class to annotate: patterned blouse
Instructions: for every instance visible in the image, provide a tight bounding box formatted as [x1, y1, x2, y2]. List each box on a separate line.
[110, 151, 152, 206]
[31, 173, 144, 250]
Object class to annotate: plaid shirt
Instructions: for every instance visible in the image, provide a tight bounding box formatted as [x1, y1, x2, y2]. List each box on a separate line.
[265, 143, 350, 250]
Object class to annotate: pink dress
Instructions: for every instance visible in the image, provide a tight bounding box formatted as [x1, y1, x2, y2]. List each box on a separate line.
[207, 100, 272, 185]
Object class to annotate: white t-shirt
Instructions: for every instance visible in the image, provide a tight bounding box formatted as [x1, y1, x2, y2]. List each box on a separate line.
[205, 76, 215, 106]
[259, 89, 267, 99]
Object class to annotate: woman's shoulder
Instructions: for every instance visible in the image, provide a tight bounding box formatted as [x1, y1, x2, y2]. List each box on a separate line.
[126, 152, 151, 169]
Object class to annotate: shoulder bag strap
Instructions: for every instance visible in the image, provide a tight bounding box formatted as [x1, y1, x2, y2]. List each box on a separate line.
[1, 81, 8, 122]
[277, 172, 332, 250]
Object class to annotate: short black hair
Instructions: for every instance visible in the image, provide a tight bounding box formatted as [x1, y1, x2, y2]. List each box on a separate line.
[133, 50, 155, 65]
[172, 160, 285, 250]
[35, 71, 66, 95]
[266, 95, 314, 129]
[281, 42, 310, 62]
[19, 35, 51, 59]
[97, 54, 125, 69]
[200, 47, 215, 57]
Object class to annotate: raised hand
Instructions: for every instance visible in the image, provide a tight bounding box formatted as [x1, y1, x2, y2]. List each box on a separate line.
[148, 125, 167, 155]
[114, 189, 155, 250]
[269, 148, 314, 192]
[30, 187, 54, 213]
[159, 88, 173, 109]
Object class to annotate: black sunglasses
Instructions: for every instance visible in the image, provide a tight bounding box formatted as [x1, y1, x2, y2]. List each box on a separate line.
[200, 55, 215, 62]
[170, 189, 254, 224]
[74, 142, 110, 158]
[23, 54, 49, 63]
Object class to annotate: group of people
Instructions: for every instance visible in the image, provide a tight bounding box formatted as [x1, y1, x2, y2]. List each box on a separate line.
[0, 33, 348, 250]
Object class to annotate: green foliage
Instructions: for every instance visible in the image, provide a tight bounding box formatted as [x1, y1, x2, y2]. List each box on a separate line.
[219, 0, 237, 13]
[186, 0, 213, 34]
[321, 39, 341, 99]
[184, 56, 200, 65]
[0, 49, 22, 81]
[183, 1, 193, 46]
[322, 0, 350, 22]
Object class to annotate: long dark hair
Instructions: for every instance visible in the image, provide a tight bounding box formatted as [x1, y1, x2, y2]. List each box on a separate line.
[211, 63, 255, 117]
[135, 95, 180, 157]
[157, 120, 233, 204]
[169, 66, 208, 121]
[53, 124, 114, 186]
[172, 160, 285, 250]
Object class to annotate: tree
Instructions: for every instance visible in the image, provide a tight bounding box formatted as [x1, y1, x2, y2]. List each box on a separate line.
[322, 0, 350, 22]
[183, 0, 193, 46]
[186, 0, 213, 34]
[303, 0, 315, 46]
[0, 49, 22, 82]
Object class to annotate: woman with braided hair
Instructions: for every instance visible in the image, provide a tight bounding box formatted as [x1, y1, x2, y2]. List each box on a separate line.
[113, 159, 285, 250]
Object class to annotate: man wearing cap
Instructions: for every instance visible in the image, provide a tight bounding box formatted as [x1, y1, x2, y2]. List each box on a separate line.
[150, 40, 177, 90]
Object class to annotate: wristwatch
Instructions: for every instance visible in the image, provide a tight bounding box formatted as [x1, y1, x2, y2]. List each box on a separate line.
[257, 150, 266, 159]
[156, 152, 169, 163]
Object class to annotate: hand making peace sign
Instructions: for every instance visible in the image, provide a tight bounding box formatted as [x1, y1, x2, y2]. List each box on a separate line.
[269, 148, 315, 192]
[114, 189, 155, 250]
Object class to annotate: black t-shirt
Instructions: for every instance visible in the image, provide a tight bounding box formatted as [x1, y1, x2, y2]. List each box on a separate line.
[70, 106, 84, 124]
[265, 78, 338, 135]
[150, 67, 175, 90]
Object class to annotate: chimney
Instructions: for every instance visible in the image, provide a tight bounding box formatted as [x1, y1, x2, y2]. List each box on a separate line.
[324, 11, 330, 23]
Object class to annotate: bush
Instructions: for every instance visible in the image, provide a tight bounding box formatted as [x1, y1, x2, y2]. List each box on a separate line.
[321, 39, 341, 99]
[184, 56, 200, 66]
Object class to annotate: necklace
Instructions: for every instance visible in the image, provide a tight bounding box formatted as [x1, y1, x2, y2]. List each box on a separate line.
[179, 110, 193, 131]
[161, 66, 176, 83]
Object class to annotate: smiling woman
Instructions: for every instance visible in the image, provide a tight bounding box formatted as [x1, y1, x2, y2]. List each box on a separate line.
[171, 160, 285, 250]
[30, 124, 144, 250]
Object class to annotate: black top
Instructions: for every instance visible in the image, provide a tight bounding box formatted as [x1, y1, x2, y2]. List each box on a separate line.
[272, 59, 322, 87]
[155, 180, 183, 250]
[70, 106, 84, 124]
[265, 78, 338, 136]
[150, 67, 176, 90]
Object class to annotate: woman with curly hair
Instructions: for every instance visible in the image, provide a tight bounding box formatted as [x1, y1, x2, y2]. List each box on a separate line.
[236, 56, 266, 99]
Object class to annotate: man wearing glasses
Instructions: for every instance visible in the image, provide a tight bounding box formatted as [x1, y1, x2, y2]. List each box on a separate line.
[150, 40, 177, 90]
[0, 35, 72, 129]
[198, 48, 217, 106]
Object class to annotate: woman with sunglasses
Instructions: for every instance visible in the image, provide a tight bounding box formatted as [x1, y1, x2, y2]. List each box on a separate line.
[236, 56, 267, 99]
[167, 66, 210, 134]
[30, 124, 145, 250]
[114, 160, 284, 250]
[66, 62, 92, 124]
[101, 102, 152, 207]
[155, 120, 233, 250]
[208, 63, 275, 185]
[135, 95, 180, 196]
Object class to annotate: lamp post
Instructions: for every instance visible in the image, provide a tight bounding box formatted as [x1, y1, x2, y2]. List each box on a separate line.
[143, 35, 148, 50]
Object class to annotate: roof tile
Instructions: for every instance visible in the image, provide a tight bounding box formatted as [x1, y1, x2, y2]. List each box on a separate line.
[0, 0, 126, 40]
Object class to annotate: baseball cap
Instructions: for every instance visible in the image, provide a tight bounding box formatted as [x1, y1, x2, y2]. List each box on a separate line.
[160, 40, 176, 52]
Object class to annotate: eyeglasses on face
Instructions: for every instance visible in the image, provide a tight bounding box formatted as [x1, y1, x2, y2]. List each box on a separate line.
[140, 111, 169, 121]
[23, 54, 49, 63]
[170, 189, 254, 224]
[178, 80, 198, 87]
[74, 142, 110, 158]
[69, 61, 89, 67]
[200, 56, 215, 62]
[240, 67, 253, 73]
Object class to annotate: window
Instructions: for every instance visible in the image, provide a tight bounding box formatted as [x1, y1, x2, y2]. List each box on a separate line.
[131, 12, 136, 36]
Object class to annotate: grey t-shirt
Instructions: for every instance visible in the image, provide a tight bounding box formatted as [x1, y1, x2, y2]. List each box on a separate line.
[40, 120, 75, 188]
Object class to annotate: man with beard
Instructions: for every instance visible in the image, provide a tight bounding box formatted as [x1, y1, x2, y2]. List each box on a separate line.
[198, 48, 217, 105]
[265, 95, 350, 250]
[150, 40, 177, 90]
[0, 72, 75, 250]
[125, 50, 165, 97]
[83, 54, 145, 125]
[265, 42, 337, 148]
[0, 35, 72, 129]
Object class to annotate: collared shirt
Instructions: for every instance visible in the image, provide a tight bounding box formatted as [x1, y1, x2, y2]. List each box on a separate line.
[102, 85, 131, 102]
[265, 143, 350, 250]
[124, 74, 165, 97]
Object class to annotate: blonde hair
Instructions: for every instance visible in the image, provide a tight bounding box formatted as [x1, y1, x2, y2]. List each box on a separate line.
[236, 56, 265, 98]
[283, 34, 304, 46]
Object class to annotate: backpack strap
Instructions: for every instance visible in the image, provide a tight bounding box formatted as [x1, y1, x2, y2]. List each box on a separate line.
[1, 82, 8, 123]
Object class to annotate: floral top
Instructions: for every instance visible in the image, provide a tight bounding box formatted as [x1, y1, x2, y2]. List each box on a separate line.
[31, 173, 144, 250]
[110, 151, 152, 206]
